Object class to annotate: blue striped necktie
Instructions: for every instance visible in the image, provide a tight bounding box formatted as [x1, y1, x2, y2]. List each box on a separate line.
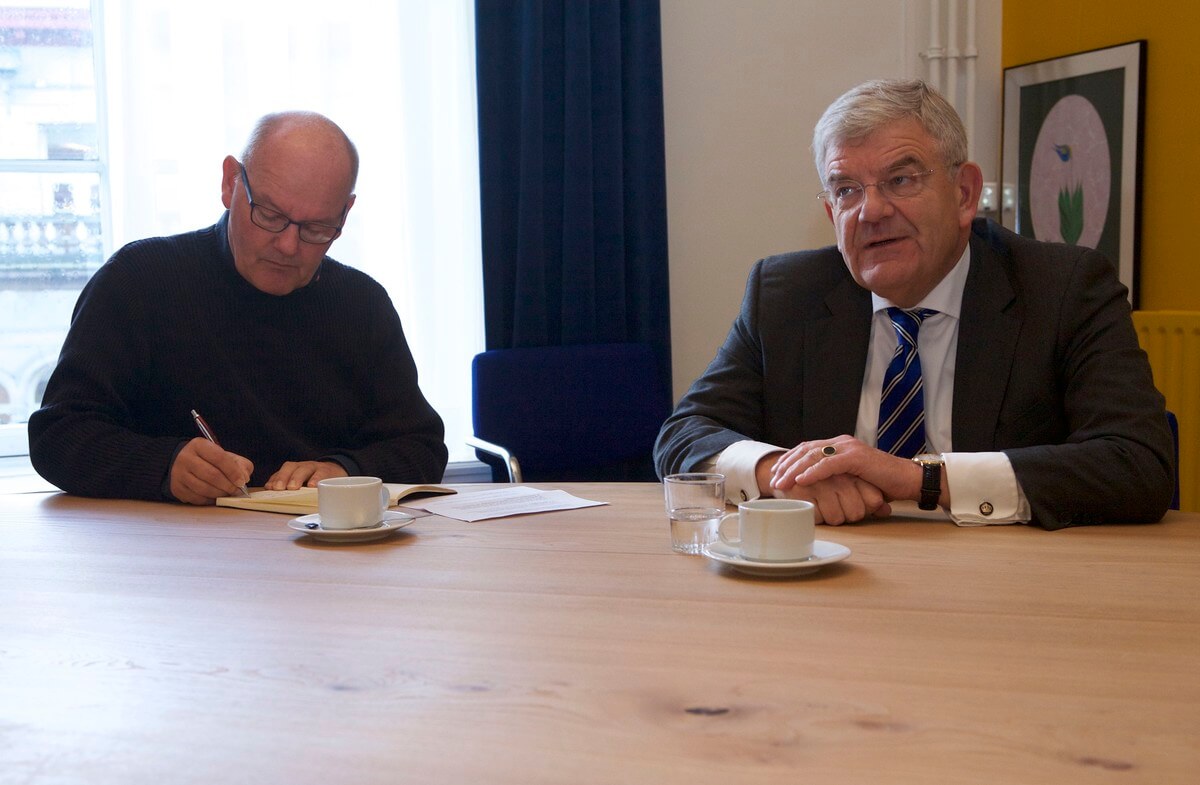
[877, 307, 937, 458]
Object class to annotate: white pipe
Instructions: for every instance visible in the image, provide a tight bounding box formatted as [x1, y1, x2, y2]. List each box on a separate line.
[946, 0, 958, 112]
[923, 0, 979, 163]
[965, 0, 978, 160]
[925, 0, 943, 91]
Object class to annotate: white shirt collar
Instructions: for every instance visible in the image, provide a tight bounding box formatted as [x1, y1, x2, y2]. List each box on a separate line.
[870, 242, 971, 319]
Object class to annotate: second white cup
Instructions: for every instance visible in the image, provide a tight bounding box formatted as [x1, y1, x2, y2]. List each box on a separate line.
[317, 476, 390, 530]
[718, 499, 815, 562]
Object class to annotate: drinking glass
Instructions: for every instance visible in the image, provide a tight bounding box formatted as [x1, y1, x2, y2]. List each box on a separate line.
[663, 473, 726, 554]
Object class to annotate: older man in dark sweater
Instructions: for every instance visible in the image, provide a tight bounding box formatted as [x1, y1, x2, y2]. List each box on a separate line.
[29, 111, 447, 504]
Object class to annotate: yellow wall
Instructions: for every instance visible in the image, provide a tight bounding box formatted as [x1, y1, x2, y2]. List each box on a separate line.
[1003, 1, 1200, 310]
[1005, 2, 1200, 511]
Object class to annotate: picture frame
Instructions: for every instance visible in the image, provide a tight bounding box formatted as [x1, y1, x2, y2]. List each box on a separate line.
[1001, 40, 1146, 306]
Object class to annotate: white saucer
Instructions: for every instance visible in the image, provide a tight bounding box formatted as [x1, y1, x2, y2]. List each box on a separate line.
[287, 510, 415, 542]
[701, 539, 851, 577]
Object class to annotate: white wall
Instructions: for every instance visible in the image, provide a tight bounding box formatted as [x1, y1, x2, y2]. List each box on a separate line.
[660, 0, 1002, 400]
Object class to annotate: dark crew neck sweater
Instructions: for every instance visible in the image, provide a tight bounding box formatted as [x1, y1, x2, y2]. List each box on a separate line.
[29, 213, 447, 500]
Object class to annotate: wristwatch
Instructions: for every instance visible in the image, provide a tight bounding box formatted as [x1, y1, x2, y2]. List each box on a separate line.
[912, 453, 945, 511]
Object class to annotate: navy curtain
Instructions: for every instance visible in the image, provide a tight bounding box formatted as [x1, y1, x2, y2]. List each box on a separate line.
[474, 0, 671, 387]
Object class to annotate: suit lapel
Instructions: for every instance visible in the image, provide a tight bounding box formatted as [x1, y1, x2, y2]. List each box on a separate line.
[804, 277, 872, 438]
[953, 233, 1020, 451]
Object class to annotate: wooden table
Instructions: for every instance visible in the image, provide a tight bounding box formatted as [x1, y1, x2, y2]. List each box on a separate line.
[2, 484, 1197, 784]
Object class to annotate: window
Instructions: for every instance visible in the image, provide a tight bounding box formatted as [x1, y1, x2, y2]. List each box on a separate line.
[0, 0, 484, 465]
[0, 1, 102, 447]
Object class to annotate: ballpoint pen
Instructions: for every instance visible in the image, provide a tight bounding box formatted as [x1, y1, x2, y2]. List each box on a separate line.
[190, 409, 251, 498]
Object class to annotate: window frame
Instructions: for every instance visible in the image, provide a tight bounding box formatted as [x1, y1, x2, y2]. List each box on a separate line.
[0, 0, 111, 452]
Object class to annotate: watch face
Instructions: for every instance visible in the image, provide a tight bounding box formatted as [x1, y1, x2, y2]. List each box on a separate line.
[913, 452, 944, 464]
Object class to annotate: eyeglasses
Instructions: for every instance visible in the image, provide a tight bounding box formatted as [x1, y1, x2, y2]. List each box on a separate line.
[816, 167, 954, 212]
[237, 162, 346, 244]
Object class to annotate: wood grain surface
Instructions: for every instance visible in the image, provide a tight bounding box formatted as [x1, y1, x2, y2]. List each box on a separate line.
[2, 484, 1197, 784]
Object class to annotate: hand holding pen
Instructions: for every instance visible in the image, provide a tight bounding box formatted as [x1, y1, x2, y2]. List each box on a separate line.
[190, 409, 252, 498]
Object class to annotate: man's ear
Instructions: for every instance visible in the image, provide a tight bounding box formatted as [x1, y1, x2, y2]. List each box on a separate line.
[957, 162, 984, 225]
[220, 155, 239, 210]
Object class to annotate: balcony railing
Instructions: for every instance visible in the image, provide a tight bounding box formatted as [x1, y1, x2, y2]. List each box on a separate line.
[0, 211, 104, 289]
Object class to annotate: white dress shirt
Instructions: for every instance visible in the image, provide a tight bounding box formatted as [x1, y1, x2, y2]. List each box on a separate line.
[707, 245, 1031, 526]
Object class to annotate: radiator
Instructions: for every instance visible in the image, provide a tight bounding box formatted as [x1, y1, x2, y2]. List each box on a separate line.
[1133, 311, 1200, 512]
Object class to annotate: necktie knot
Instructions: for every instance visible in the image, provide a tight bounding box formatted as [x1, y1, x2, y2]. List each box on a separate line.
[887, 307, 937, 345]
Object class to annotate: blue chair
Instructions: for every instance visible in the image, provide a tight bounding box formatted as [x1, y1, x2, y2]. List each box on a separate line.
[1167, 410, 1180, 511]
[468, 343, 671, 483]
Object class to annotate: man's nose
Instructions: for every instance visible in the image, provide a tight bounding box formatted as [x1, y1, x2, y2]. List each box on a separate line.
[273, 222, 302, 254]
[857, 183, 895, 221]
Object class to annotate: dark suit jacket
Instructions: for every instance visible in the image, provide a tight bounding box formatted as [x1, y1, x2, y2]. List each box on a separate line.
[654, 218, 1174, 529]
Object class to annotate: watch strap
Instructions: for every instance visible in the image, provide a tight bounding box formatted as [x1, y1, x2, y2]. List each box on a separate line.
[918, 461, 941, 510]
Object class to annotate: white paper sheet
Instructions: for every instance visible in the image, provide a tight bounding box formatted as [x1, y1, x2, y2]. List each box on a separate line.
[415, 485, 606, 522]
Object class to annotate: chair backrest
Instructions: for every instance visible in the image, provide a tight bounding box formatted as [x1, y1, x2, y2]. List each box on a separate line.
[1167, 410, 1180, 510]
[471, 343, 671, 482]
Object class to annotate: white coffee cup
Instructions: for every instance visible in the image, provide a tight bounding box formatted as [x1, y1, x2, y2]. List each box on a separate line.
[718, 499, 815, 562]
[317, 476, 390, 530]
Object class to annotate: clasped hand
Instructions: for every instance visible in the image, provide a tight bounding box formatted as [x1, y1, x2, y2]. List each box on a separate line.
[170, 438, 348, 505]
[764, 436, 920, 524]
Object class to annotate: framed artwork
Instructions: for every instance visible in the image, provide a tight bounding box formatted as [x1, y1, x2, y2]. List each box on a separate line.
[1001, 40, 1146, 306]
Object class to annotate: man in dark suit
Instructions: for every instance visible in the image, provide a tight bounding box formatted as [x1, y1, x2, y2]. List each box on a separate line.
[654, 79, 1173, 530]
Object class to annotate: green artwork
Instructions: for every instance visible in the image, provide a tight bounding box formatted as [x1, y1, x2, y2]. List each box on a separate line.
[1052, 142, 1084, 245]
[1058, 184, 1084, 245]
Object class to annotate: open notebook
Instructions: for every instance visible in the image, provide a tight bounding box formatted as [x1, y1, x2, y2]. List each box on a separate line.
[215, 483, 456, 515]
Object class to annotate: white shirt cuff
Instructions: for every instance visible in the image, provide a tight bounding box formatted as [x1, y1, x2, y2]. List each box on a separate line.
[943, 451, 1031, 526]
[700, 440, 785, 504]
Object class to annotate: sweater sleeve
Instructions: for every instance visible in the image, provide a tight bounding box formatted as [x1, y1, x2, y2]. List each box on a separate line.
[318, 282, 448, 483]
[28, 256, 187, 500]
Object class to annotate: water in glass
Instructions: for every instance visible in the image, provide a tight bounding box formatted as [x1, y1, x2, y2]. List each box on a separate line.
[669, 506, 723, 554]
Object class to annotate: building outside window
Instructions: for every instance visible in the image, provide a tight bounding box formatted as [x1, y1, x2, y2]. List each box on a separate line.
[0, 2, 102, 445]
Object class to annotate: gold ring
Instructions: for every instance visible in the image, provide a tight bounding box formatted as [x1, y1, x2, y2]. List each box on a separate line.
[821, 445, 837, 457]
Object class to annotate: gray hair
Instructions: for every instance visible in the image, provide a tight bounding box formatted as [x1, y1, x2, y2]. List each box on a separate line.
[241, 110, 360, 190]
[812, 79, 967, 181]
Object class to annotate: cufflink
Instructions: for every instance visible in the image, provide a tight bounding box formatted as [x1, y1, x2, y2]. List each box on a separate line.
[740, 490, 748, 501]
[979, 501, 994, 516]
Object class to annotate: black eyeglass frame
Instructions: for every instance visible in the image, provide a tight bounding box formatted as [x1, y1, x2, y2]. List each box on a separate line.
[237, 161, 347, 244]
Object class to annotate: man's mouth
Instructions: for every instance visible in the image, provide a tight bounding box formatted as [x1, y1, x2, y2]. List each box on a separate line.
[865, 236, 903, 249]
